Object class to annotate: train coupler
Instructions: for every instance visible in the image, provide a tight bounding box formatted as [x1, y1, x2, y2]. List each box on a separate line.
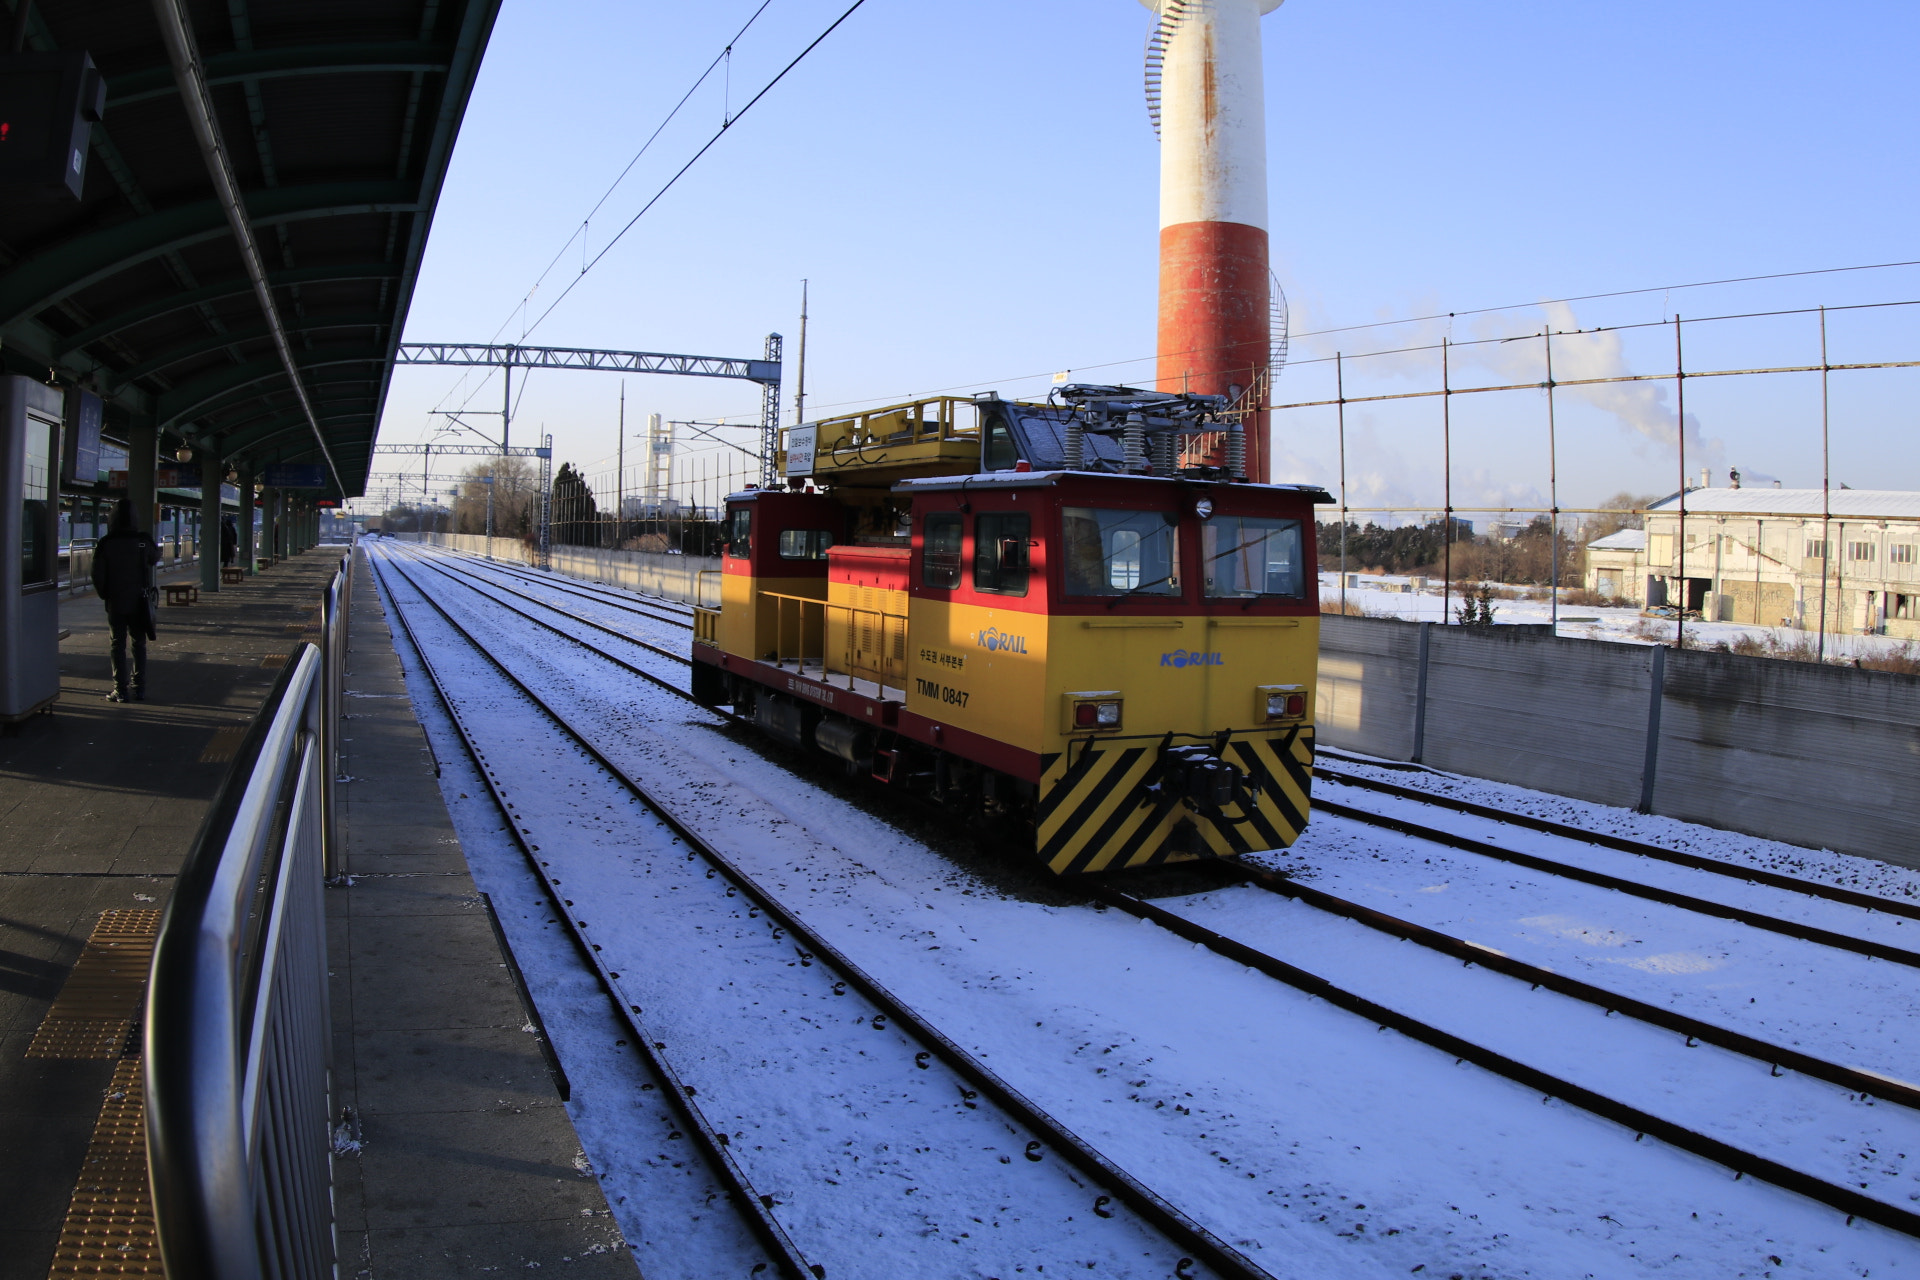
[1143, 734, 1260, 814]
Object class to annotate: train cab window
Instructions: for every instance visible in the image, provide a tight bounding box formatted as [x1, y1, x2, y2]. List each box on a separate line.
[922, 513, 962, 589]
[726, 508, 752, 559]
[982, 410, 1018, 471]
[1202, 514, 1303, 598]
[973, 512, 1030, 596]
[1062, 507, 1179, 596]
[778, 529, 834, 560]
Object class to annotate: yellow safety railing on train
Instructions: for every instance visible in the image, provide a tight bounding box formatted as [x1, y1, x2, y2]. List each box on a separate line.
[692, 570, 722, 643]
[779, 396, 978, 473]
[758, 590, 908, 692]
[759, 590, 827, 670]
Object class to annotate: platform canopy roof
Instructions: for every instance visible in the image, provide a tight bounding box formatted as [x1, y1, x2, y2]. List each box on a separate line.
[0, 0, 501, 498]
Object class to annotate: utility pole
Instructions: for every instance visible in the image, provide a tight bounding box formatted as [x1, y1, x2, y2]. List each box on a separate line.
[615, 380, 625, 550]
[793, 280, 809, 425]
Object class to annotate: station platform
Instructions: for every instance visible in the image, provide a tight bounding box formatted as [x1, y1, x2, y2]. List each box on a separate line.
[0, 547, 630, 1278]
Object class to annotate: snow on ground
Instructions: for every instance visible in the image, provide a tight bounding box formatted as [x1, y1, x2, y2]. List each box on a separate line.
[373, 543, 1920, 1280]
[1316, 750, 1920, 903]
[378, 552, 1214, 1280]
[1154, 879, 1920, 1214]
[1320, 571, 1920, 661]
[372, 557, 770, 1279]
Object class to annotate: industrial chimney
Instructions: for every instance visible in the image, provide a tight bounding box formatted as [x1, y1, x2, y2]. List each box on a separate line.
[1141, 0, 1283, 483]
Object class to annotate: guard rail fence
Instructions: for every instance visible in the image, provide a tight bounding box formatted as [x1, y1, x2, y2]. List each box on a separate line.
[144, 549, 352, 1278]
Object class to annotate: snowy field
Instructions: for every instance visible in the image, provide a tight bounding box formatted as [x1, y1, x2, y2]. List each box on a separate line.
[1319, 571, 1920, 663]
[372, 543, 1920, 1280]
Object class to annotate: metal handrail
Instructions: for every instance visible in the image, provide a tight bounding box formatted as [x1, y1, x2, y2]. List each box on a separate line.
[320, 551, 351, 878]
[146, 553, 353, 1278]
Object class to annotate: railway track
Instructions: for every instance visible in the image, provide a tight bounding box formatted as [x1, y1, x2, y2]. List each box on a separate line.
[395, 544, 693, 670]
[381, 545, 1920, 1245]
[411, 544, 696, 628]
[1316, 746, 1920, 919]
[370, 544, 1275, 1280]
[1307, 785, 1920, 971]
[399, 545, 1920, 975]
[1085, 874, 1920, 1237]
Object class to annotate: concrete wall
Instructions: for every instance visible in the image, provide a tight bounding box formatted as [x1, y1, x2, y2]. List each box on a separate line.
[399, 533, 721, 606]
[1317, 615, 1920, 867]
[1654, 650, 1917, 861]
[1316, 615, 1422, 761]
[1422, 625, 1655, 813]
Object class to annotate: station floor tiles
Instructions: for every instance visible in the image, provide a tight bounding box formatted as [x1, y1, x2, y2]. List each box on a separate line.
[0, 547, 631, 1278]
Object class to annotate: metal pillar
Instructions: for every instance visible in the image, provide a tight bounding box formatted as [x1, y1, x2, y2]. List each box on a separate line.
[127, 420, 158, 536]
[237, 467, 256, 573]
[198, 452, 222, 593]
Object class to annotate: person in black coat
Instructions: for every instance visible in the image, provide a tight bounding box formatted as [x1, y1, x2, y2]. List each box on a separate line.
[220, 515, 238, 568]
[91, 498, 161, 702]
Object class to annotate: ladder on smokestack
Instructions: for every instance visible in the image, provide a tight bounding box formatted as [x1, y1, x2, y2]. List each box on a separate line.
[1142, 0, 1194, 139]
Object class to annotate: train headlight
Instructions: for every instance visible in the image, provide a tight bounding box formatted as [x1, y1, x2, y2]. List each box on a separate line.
[1064, 691, 1123, 732]
[1257, 684, 1308, 724]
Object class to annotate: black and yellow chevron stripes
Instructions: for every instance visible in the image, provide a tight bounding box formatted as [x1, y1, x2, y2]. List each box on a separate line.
[1034, 729, 1314, 875]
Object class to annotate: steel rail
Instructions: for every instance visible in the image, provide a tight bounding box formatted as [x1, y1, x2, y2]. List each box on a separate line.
[1313, 797, 1920, 970]
[389, 545, 692, 675]
[368, 552, 811, 1279]
[443, 546, 696, 614]
[1314, 751, 1920, 922]
[401, 543, 1920, 976]
[373, 546, 1275, 1280]
[1084, 881, 1920, 1240]
[1204, 862, 1920, 1111]
[413, 546, 696, 630]
[382, 543, 1920, 1240]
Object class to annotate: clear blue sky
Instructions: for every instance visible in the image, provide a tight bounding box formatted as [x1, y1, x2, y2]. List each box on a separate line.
[371, 0, 1920, 521]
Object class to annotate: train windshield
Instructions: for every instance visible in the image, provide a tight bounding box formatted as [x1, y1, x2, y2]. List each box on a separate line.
[1202, 515, 1303, 598]
[1062, 507, 1179, 596]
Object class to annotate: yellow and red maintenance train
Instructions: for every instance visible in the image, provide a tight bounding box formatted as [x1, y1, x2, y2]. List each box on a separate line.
[690, 385, 1328, 874]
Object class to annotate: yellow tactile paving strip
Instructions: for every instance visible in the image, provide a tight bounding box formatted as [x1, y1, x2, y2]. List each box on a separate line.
[45, 1056, 166, 1276]
[197, 724, 250, 764]
[26, 911, 163, 1061]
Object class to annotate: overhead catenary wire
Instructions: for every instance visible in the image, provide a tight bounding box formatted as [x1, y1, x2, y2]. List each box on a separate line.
[517, 0, 872, 341]
[778, 263, 1920, 422]
[411, 0, 788, 439]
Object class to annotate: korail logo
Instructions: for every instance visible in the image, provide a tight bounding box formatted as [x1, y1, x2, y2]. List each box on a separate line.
[974, 627, 1029, 654]
[1160, 650, 1224, 668]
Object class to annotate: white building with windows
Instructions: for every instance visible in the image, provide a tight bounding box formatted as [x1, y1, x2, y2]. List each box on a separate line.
[1586, 487, 1920, 636]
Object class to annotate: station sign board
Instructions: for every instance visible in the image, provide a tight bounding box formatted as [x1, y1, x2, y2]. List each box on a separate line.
[263, 464, 328, 489]
[61, 389, 101, 486]
[785, 425, 816, 478]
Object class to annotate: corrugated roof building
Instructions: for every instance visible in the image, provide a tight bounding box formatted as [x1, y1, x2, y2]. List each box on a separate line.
[1586, 485, 1920, 635]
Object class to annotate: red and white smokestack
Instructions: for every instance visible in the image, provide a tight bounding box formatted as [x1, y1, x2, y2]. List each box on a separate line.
[1143, 0, 1281, 482]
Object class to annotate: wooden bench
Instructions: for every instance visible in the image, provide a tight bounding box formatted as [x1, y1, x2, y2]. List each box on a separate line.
[163, 583, 198, 606]
[222, 567, 245, 585]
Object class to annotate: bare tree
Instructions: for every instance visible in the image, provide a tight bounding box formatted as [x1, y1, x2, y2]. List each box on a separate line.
[1585, 491, 1660, 542]
[453, 456, 539, 537]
